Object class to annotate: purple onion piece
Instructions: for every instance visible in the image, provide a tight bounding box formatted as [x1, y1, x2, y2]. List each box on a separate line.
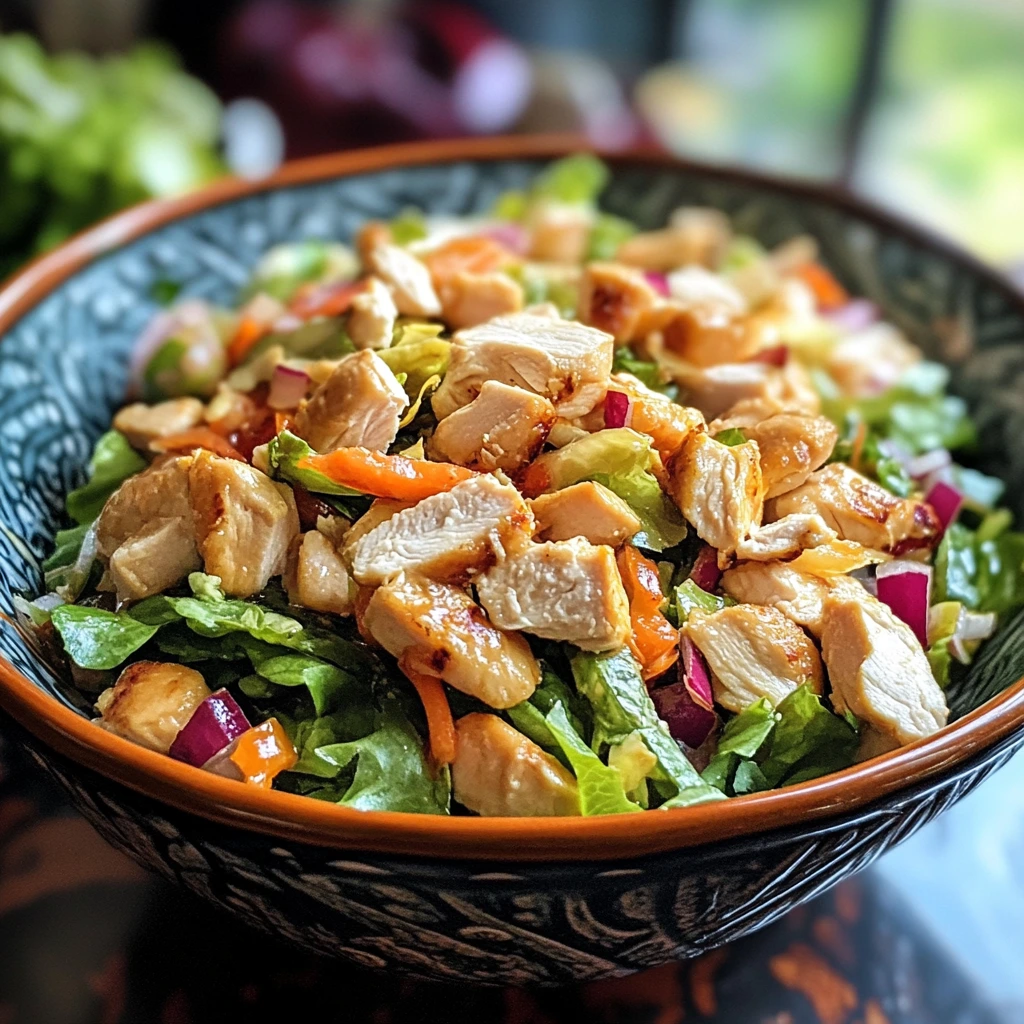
[652, 680, 716, 749]
[169, 689, 251, 768]
[604, 389, 633, 429]
[875, 561, 932, 648]
[688, 545, 721, 593]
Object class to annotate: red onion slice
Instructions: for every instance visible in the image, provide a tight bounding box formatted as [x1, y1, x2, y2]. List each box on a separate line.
[268, 364, 312, 410]
[908, 448, 952, 480]
[825, 298, 879, 332]
[925, 479, 963, 532]
[481, 223, 528, 255]
[876, 561, 932, 648]
[680, 635, 715, 711]
[604, 390, 633, 429]
[644, 271, 670, 297]
[169, 689, 251, 768]
[750, 345, 789, 367]
[651, 679, 717, 749]
[688, 545, 721, 592]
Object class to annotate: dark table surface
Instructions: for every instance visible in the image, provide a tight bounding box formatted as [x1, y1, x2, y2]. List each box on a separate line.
[1, 718, 1022, 1024]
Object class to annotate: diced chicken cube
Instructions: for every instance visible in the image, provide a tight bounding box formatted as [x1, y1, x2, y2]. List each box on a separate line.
[685, 604, 823, 712]
[95, 661, 211, 754]
[744, 413, 837, 499]
[347, 475, 533, 586]
[452, 713, 580, 817]
[293, 350, 409, 454]
[530, 481, 641, 547]
[189, 451, 299, 597]
[616, 207, 730, 271]
[767, 463, 940, 554]
[106, 517, 201, 603]
[735, 513, 837, 561]
[820, 593, 948, 745]
[341, 498, 412, 564]
[431, 312, 614, 420]
[720, 560, 867, 638]
[578, 262, 659, 342]
[440, 271, 524, 329]
[346, 277, 398, 350]
[475, 537, 631, 652]
[675, 360, 820, 420]
[113, 397, 205, 450]
[527, 202, 593, 264]
[285, 530, 353, 616]
[426, 381, 554, 472]
[366, 242, 441, 317]
[652, 302, 758, 368]
[666, 433, 765, 565]
[363, 572, 541, 708]
[96, 455, 194, 560]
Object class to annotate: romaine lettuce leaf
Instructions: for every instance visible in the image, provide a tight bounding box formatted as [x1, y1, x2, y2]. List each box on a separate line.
[532, 153, 608, 205]
[611, 346, 672, 394]
[50, 604, 159, 670]
[316, 695, 450, 814]
[544, 702, 637, 815]
[587, 213, 636, 261]
[934, 523, 1024, 616]
[701, 698, 776, 792]
[667, 579, 729, 627]
[66, 431, 146, 524]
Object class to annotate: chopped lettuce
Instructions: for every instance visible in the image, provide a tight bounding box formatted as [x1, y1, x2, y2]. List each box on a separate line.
[378, 328, 451, 397]
[713, 427, 746, 447]
[65, 431, 146, 525]
[544, 701, 638, 815]
[245, 650, 358, 717]
[587, 213, 636, 261]
[611, 346, 672, 394]
[506, 667, 588, 763]
[492, 189, 528, 222]
[532, 153, 608, 205]
[934, 523, 1024, 616]
[539, 428, 687, 551]
[570, 649, 723, 807]
[245, 241, 357, 303]
[50, 604, 159, 670]
[265, 430, 371, 519]
[389, 208, 427, 246]
[667, 580, 729, 627]
[702, 686, 858, 795]
[315, 695, 450, 814]
[828, 414, 912, 497]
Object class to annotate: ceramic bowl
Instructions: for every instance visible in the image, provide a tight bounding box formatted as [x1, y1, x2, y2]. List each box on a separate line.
[2, 138, 1024, 986]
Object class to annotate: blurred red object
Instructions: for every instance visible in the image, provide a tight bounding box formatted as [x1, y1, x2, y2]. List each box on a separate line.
[219, 1, 532, 157]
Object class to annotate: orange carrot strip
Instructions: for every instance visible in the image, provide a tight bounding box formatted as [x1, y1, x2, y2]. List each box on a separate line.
[617, 546, 679, 681]
[152, 427, 245, 461]
[274, 411, 293, 434]
[227, 316, 268, 366]
[299, 447, 474, 501]
[228, 719, 298, 788]
[401, 664, 457, 765]
[289, 279, 366, 320]
[794, 262, 848, 311]
[849, 419, 868, 474]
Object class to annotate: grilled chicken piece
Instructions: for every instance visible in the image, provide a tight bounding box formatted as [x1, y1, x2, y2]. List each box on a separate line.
[666, 265, 747, 313]
[616, 207, 730, 271]
[735, 513, 836, 561]
[578, 262, 659, 342]
[95, 661, 211, 754]
[856, 726, 901, 762]
[676, 360, 820, 420]
[113, 397, 205, 450]
[364, 572, 540, 708]
[821, 593, 948, 745]
[347, 276, 398, 350]
[666, 433, 765, 565]
[721, 560, 867, 638]
[530, 481, 641, 547]
[96, 455, 194, 560]
[106, 517, 201, 603]
[452, 714, 580, 817]
[431, 312, 614, 420]
[189, 451, 299, 597]
[744, 413, 837, 499]
[285, 530, 353, 616]
[426, 381, 554, 472]
[440, 271, 524, 330]
[527, 202, 593, 264]
[347, 475, 533, 586]
[685, 604, 823, 712]
[768, 463, 940, 554]
[293, 350, 409, 454]
[366, 242, 441, 317]
[340, 498, 412, 564]
[476, 537, 631, 652]
[653, 302, 758, 368]
[708, 396, 787, 433]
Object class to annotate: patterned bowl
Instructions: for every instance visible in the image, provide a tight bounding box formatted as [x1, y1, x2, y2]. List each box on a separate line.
[2, 138, 1024, 985]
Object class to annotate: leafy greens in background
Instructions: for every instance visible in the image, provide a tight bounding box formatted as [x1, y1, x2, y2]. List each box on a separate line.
[0, 32, 225, 279]
[65, 431, 146, 525]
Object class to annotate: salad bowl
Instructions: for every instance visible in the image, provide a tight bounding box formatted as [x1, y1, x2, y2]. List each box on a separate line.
[2, 137, 1024, 985]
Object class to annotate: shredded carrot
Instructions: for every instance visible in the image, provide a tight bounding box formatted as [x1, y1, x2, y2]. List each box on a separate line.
[274, 411, 293, 434]
[152, 427, 245, 461]
[849, 419, 868, 473]
[227, 315, 268, 366]
[401, 662, 457, 765]
[228, 719, 298, 788]
[299, 447, 474, 501]
[794, 262, 848, 311]
[422, 235, 512, 288]
[617, 546, 679, 681]
[289, 279, 366, 320]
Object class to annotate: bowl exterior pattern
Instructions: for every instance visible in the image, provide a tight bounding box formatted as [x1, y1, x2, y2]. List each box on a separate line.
[2, 153, 1024, 983]
[17, 718, 1022, 984]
